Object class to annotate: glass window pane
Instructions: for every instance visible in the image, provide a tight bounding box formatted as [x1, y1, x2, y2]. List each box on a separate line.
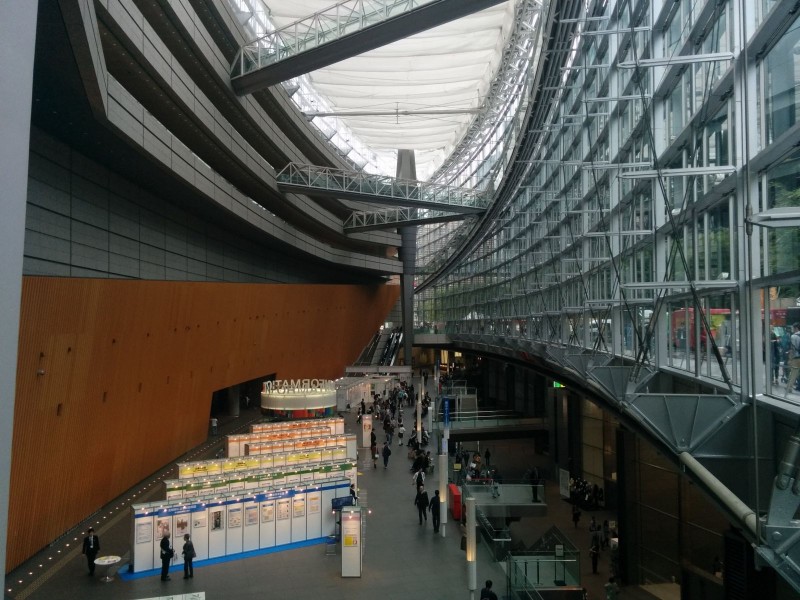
[764, 12, 800, 145]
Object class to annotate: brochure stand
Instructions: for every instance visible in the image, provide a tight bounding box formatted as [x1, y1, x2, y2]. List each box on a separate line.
[340, 506, 362, 577]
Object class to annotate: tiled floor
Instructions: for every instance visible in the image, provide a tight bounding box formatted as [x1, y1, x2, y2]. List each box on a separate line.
[5, 398, 653, 600]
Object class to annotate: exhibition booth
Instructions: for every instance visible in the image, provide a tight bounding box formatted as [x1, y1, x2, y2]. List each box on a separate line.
[131, 478, 351, 572]
[164, 461, 357, 500]
[177, 447, 352, 479]
[226, 426, 334, 457]
[129, 391, 360, 574]
[242, 433, 357, 459]
[250, 417, 345, 435]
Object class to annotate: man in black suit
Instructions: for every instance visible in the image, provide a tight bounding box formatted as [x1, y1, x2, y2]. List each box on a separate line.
[159, 532, 173, 581]
[81, 527, 100, 575]
[414, 485, 429, 526]
[429, 489, 441, 533]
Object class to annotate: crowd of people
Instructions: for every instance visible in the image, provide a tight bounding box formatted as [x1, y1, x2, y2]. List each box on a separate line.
[570, 476, 604, 509]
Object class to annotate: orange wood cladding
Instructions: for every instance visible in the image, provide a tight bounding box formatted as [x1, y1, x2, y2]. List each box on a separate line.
[8, 277, 399, 571]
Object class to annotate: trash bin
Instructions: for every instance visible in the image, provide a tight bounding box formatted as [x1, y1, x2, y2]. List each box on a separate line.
[448, 483, 462, 520]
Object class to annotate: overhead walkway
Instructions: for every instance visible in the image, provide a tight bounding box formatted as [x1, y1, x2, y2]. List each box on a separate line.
[344, 206, 472, 233]
[230, 0, 508, 94]
[277, 163, 489, 214]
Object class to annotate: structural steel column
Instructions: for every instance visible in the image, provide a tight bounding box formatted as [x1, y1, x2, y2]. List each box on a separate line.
[396, 150, 417, 368]
[0, 0, 38, 573]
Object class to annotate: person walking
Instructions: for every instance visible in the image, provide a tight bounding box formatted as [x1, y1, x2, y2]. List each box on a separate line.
[370, 429, 377, 469]
[414, 485, 430, 525]
[413, 468, 425, 491]
[398, 422, 405, 446]
[479, 579, 498, 600]
[181, 534, 195, 579]
[160, 532, 173, 581]
[484, 447, 491, 467]
[429, 489, 441, 533]
[382, 441, 392, 468]
[572, 503, 581, 528]
[81, 527, 100, 576]
[589, 541, 600, 574]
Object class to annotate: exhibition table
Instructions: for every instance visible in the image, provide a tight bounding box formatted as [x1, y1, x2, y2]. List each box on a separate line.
[94, 555, 121, 582]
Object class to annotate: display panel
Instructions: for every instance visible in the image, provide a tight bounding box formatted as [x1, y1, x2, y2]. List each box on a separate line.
[174, 514, 190, 538]
[136, 521, 152, 544]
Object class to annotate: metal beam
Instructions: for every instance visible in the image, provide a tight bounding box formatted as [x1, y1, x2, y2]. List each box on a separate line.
[344, 207, 475, 232]
[277, 163, 489, 213]
[231, 0, 508, 94]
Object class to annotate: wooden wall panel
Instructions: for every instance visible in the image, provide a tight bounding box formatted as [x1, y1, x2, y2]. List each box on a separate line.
[7, 277, 399, 571]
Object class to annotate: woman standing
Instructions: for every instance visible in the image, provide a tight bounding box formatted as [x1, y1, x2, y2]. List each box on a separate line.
[182, 534, 195, 579]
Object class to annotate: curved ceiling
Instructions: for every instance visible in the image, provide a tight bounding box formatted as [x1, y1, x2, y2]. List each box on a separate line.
[266, 1, 518, 179]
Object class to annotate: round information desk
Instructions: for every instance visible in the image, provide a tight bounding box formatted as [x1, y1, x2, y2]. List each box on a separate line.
[94, 555, 121, 583]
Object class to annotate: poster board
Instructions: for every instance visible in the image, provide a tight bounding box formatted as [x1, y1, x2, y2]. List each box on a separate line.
[242, 501, 260, 552]
[208, 507, 226, 558]
[290, 493, 307, 542]
[340, 506, 362, 577]
[131, 513, 154, 571]
[275, 498, 291, 546]
[260, 499, 276, 548]
[226, 503, 243, 554]
[306, 491, 322, 539]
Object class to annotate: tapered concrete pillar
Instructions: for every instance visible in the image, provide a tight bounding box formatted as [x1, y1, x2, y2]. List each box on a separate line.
[396, 150, 417, 368]
[0, 0, 38, 575]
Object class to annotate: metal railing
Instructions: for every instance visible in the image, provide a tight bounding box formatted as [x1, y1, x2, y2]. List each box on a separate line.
[276, 163, 490, 211]
[231, 0, 436, 79]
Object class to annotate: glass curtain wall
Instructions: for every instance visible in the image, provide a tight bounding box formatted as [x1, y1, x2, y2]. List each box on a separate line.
[418, 0, 800, 401]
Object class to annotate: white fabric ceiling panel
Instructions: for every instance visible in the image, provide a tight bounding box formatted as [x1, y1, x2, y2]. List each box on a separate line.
[265, 0, 517, 179]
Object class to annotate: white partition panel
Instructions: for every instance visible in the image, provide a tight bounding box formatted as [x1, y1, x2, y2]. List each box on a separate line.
[131, 479, 352, 571]
[153, 515, 173, 567]
[341, 507, 362, 577]
[133, 514, 155, 571]
[320, 487, 338, 537]
[291, 493, 307, 542]
[361, 417, 373, 448]
[173, 511, 191, 549]
[208, 507, 226, 558]
[275, 498, 291, 545]
[346, 437, 358, 459]
[260, 500, 276, 548]
[242, 501, 260, 551]
[306, 491, 322, 539]
[226, 504, 244, 555]
[191, 508, 209, 561]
